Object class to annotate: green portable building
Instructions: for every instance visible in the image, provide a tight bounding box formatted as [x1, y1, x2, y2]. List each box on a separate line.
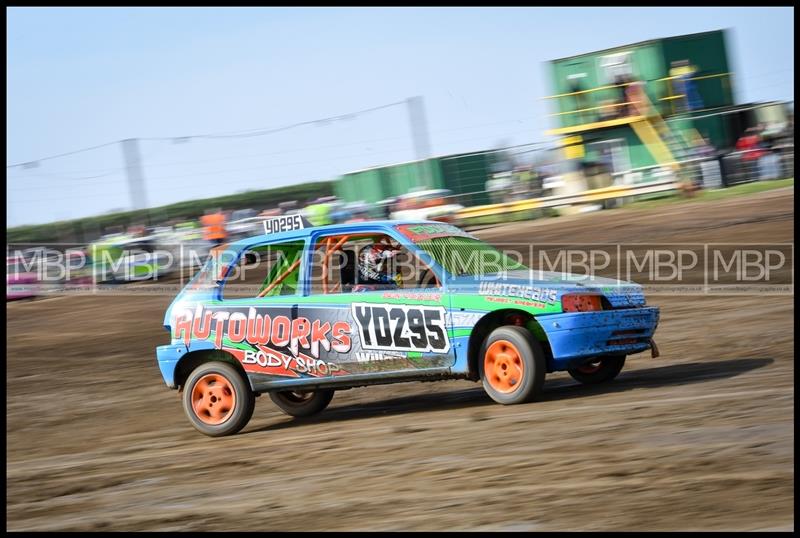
[545, 29, 738, 173]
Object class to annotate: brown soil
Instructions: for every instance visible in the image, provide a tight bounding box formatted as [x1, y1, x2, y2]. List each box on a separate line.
[6, 187, 794, 531]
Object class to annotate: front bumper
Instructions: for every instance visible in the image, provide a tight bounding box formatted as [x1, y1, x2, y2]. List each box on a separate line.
[538, 306, 660, 371]
[156, 344, 187, 388]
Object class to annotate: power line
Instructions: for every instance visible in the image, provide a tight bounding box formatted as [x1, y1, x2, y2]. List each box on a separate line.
[5, 141, 120, 170]
[141, 100, 407, 141]
[6, 100, 407, 169]
[9, 131, 551, 200]
[7, 117, 540, 183]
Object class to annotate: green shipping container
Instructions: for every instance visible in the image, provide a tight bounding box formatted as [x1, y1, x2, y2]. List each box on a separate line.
[335, 158, 445, 204]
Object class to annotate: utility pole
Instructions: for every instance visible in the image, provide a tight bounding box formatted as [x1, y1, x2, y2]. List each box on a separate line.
[406, 96, 433, 187]
[120, 138, 148, 212]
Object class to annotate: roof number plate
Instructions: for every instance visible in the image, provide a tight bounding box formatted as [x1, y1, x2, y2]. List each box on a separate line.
[263, 214, 307, 235]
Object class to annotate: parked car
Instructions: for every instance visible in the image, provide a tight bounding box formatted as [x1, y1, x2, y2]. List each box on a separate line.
[227, 216, 269, 242]
[89, 234, 171, 282]
[390, 188, 464, 223]
[7, 255, 38, 300]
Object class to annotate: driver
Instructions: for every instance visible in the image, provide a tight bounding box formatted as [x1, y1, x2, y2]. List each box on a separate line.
[353, 242, 402, 292]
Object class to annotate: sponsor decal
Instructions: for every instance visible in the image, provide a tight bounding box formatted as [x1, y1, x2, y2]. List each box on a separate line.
[395, 223, 475, 242]
[448, 311, 484, 328]
[351, 302, 451, 354]
[173, 305, 352, 375]
[382, 291, 442, 302]
[232, 347, 347, 377]
[478, 282, 558, 305]
[353, 351, 408, 363]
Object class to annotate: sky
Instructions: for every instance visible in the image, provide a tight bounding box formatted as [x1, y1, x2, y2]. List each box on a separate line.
[6, 7, 795, 227]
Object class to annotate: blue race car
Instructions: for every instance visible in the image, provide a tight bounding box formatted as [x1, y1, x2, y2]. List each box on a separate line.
[156, 217, 660, 436]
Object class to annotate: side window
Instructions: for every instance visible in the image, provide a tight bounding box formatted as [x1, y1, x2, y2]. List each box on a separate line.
[310, 233, 439, 295]
[222, 241, 304, 299]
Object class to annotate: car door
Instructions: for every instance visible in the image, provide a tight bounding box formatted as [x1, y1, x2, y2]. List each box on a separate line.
[213, 238, 318, 391]
[292, 227, 456, 380]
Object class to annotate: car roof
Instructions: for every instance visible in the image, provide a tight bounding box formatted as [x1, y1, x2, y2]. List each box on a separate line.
[227, 219, 456, 249]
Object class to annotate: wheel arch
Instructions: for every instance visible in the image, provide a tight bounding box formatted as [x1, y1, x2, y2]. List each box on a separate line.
[174, 348, 251, 392]
[466, 309, 552, 380]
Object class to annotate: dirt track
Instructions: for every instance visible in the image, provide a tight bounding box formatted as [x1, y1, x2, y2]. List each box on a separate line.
[6, 188, 794, 531]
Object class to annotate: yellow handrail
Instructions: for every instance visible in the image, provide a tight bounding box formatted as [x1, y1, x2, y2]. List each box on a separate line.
[547, 100, 641, 117]
[543, 72, 731, 101]
[544, 72, 732, 128]
[542, 81, 634, 99]
[656, 72, 730, 82]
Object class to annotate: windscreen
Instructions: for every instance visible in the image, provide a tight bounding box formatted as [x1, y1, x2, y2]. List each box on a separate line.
[414, 236, 527, 276]
[394, 222, 528, 277]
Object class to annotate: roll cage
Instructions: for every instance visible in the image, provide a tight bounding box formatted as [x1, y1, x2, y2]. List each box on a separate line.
[210, 222, 449, 299]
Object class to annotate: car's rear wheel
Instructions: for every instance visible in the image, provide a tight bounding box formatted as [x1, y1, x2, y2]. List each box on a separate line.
[269, 389, 335, 417]
[567, 355, 626, 384]
[479, 326, 546, 405]
[182, 361, 255, 437]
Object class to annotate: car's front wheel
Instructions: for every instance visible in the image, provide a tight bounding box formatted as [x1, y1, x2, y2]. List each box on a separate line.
[182, 361, 255, 437]
[567, 355, 626, 385]
[479, 326, 546, 405]
[269, 389, 335, 417]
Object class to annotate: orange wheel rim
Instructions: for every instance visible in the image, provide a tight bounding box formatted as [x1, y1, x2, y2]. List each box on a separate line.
[191, 373, 236, 425]
[484, 340, 524, 394]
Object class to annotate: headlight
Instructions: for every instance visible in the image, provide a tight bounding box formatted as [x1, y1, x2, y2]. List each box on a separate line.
[561, 293, 603, 312]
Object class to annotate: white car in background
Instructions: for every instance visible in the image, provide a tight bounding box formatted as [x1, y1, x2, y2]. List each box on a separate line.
[227, 216, 269, 241]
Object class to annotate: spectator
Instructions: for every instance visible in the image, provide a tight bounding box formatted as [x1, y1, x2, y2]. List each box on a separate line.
[623, 75, 650, 117]
[614, 75, 629, 118]
[736, 128, 765, 161]
[200, 208, 228, 246]
[568, 77, 591, 124]
[669, 60, 704, 112]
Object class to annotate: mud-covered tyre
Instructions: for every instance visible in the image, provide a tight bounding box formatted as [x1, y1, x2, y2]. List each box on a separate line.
[269, 389, 335, 418]
[479, 326, 546, 405]
[182, 361, 255, 437]
[567, 355, 626, 385]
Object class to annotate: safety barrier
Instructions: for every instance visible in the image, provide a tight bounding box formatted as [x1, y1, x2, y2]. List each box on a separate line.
[720, 146, 794, 187]
[455, 178, 680, 219]
[455, 143, 793, 221]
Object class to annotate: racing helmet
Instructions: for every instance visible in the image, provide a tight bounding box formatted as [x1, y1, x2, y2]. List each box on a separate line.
[357, 243, 400, 285]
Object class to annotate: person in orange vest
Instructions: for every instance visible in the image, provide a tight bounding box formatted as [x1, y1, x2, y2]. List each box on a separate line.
[200, 208, 228, 246]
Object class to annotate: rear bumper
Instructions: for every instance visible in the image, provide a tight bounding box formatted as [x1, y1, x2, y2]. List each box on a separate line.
[538, 306, 660, 371]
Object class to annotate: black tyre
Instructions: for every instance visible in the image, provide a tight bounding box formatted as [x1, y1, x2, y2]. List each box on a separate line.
[269, 389, 335, 418]
[567, 355, 626, 385]
[182, 361, 255, 437]
[479, 325, 546, 405]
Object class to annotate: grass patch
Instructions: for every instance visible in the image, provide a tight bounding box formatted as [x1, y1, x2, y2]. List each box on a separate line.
[624, 178, 794, 210]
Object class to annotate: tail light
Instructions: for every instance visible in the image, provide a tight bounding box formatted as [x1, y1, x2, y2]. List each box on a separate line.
[561, 293, 603, 312]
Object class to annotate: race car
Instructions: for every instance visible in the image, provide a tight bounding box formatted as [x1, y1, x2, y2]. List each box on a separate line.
[89, 233, 172, 282]
[155, 217, 660, 436]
